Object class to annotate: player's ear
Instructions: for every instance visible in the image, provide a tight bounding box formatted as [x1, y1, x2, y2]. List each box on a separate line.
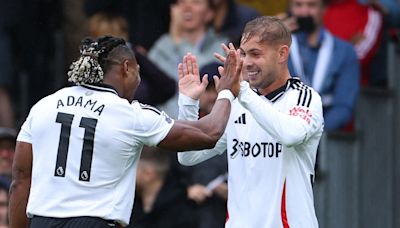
[122, 59, 130, 76]
[278, 45, 289, 63]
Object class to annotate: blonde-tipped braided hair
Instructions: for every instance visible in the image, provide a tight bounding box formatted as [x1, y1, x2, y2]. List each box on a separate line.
[67, 36, 126, 85]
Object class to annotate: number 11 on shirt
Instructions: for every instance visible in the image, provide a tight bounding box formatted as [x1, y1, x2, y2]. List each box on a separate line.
[55, 112, 97, 182]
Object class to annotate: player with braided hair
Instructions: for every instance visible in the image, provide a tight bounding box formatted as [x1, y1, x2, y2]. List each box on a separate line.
[9, 35, 243, 227]
[67, 36, 129, 85]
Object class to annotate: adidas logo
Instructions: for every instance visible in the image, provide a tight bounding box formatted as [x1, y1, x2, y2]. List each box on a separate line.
[234, 113, 246, 124]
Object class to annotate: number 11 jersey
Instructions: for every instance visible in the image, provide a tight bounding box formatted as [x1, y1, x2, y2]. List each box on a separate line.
[17, 84, 174, 226]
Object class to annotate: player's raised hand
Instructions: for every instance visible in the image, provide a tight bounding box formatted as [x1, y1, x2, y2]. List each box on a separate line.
[178, 53, 209, 100]
[214, 42, 236, 64]
[214, 48, 243, 97]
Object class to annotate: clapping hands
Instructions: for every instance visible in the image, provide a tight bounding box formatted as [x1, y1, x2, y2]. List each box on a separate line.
[178, 44, 243, 100]
[213, 43, 243, 96]
[178, 53, 210, 100]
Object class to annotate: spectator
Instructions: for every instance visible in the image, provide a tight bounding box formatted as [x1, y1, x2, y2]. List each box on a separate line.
[185, 155, 228, 228]
[84, 0, 171, 51]
[280, 0, 360, 131]
[0, 0, 20, 128]
[128, 146, 196, 228]
[0, 46, 14, 128]
[211, 0, 261, 45]
[323, 0, 383, 86]
[0, 127, 17, 183]
[358, 0, 400, 86]
[0, 127, 14, 227]
[0, 182, 8, 227]
[149, 0, 228, 118]
[0, 91, 14, 129]
[359, 0, 400, 27]
[87, 12, 177, 106]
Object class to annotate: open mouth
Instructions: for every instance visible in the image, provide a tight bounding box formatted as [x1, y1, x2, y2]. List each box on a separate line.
[183, 12, 193, 21]
[247, 71, 259, 79]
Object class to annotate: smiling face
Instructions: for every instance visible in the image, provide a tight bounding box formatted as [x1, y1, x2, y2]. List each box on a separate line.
[176, 0, 213, 31]
[240, 36, 282, 90]
[239, 16, 292, 94]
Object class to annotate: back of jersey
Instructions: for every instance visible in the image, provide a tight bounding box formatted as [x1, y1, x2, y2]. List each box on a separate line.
[17, 85, 173, 225]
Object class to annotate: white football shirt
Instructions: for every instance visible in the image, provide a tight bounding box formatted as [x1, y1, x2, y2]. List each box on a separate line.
[178, 78, 324, 228]
[17, 84, 174, 226]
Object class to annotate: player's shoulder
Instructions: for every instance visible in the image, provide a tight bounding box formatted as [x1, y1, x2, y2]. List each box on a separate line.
[287, 77, 322, 106]
[288, 77, 319, 95]
[131, 101, 174, 127]
[131, 101, 172, 120]
[133, 102, 163, 115]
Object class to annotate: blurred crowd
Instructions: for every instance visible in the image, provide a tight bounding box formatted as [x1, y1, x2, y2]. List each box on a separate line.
[0, 0, 399, 227]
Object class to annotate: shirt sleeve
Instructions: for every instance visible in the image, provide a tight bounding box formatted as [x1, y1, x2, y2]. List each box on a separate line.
[134, 104, 175, 146]
[178, 93, 200, 121]
[238, 81, 324, 147]
[177, 93, 226, 166]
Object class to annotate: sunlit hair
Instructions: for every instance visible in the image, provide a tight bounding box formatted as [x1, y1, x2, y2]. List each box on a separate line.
[241, 16, 292, 47]
[67, 36, 134, 85]
[88, 12, 129, 41]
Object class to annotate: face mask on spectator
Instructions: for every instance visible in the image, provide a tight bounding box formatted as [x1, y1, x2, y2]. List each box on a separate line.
[296, 16, 316, 33]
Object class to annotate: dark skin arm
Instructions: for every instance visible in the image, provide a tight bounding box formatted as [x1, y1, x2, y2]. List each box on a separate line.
[158, 99, 231, 151]
[158, 50, 242, 151]
[9, 141, 32, 228]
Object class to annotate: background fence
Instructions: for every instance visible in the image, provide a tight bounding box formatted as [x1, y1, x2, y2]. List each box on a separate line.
[315, 40, 400, 228]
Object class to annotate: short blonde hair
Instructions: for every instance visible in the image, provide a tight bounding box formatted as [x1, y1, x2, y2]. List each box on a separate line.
[241, 16, 292, 47]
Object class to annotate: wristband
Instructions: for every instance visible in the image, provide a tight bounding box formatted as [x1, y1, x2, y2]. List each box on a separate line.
[217, 89, 235, 103]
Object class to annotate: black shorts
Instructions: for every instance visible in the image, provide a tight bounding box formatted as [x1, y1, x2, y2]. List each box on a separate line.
[30, 216, 122, 228]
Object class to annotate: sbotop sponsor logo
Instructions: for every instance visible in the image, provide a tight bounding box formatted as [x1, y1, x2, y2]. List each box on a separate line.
[230, 138, 282, 159]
